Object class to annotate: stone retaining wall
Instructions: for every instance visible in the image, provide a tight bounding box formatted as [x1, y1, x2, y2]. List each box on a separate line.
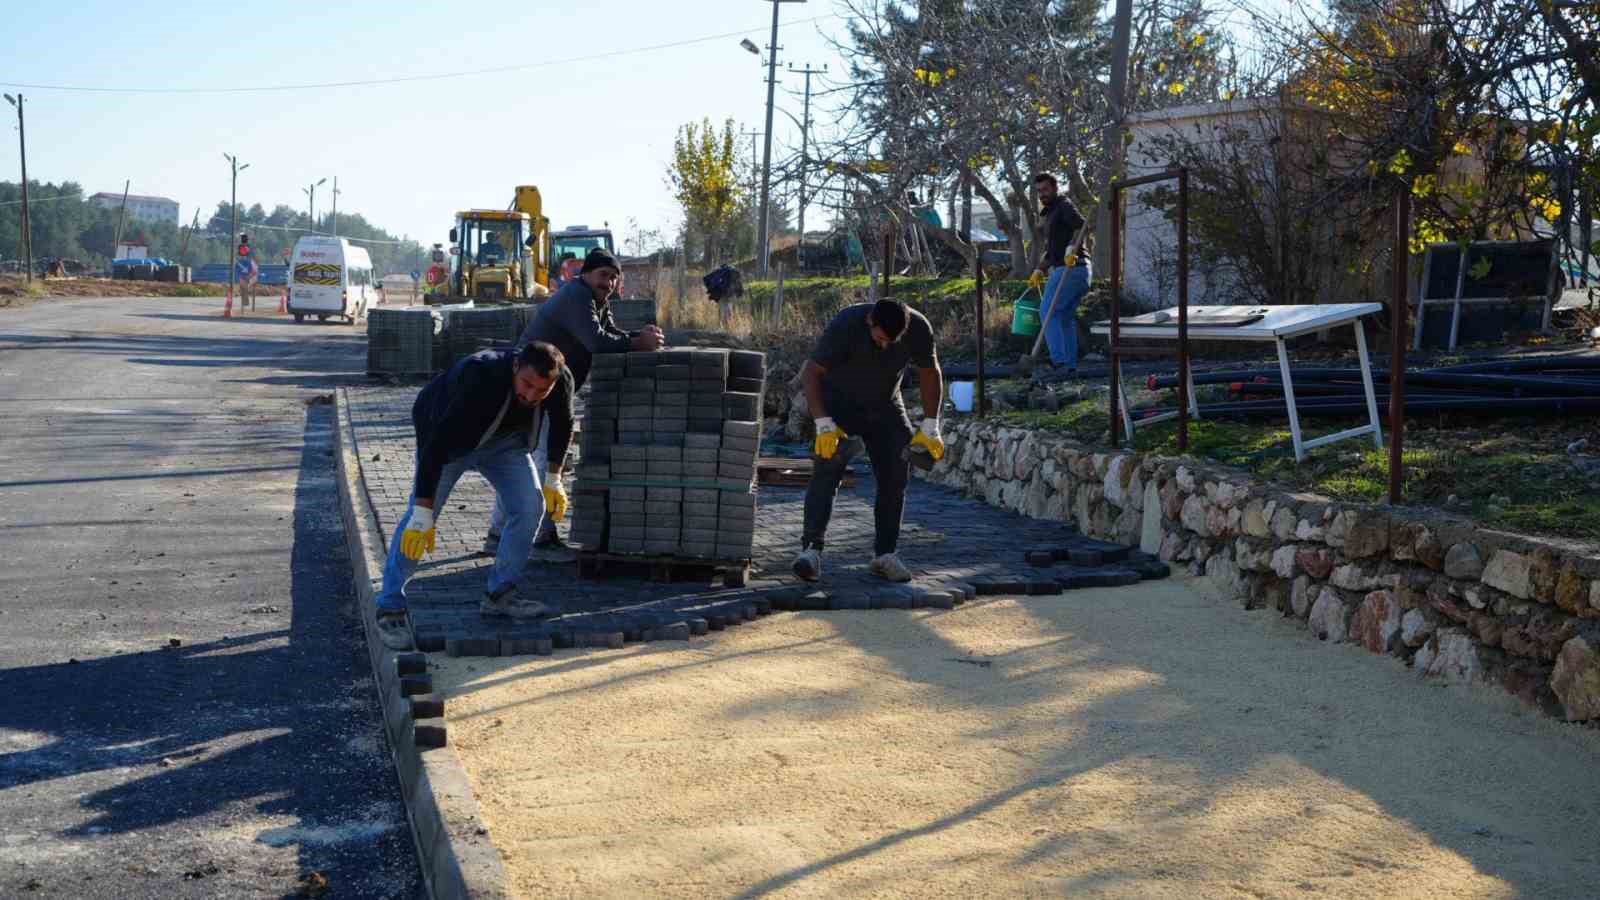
[921, 420, 1600, 722]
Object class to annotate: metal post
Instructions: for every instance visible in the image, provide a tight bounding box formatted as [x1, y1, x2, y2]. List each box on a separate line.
[1109, 189, 1122, 445]
[113, 180, 130, 258]
[331, 176, 339, 237]
[179, 208, 198, 265]
[5, 93, 32, 283]
[1388, 189, 1410, 504]
[1177, 168, 1189, 452]
[756, 1, 782, 278]
[229, 161, 238, 306]
[790, 63, 825, 273]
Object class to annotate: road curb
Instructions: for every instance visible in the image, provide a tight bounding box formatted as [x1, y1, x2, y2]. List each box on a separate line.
[333, 387, 510, 900]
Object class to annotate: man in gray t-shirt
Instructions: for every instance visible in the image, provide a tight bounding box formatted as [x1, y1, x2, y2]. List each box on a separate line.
[793, 299, 945, 584]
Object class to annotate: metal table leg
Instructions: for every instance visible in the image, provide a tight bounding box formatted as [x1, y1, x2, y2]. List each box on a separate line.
[1354, 320, 1384, 448]
[1276, 338, 1305, 462]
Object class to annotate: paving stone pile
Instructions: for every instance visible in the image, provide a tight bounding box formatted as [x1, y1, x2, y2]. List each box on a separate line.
[569, 349, 767, 561]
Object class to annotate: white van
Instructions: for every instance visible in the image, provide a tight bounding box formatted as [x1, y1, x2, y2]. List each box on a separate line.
[288, 236, 375, 324]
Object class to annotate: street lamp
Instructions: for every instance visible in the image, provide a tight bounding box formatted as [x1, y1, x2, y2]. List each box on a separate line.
[740, 38, 760, 55]
[303, 177, 327, 234]
[4, 93, 31, 283]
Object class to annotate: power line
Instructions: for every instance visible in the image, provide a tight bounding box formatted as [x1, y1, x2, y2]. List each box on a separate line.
[0, 192, 81, 206]
[0, 14, 844, 95]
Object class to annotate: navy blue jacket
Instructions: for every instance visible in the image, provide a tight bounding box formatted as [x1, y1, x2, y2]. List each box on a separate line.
[411, 348, 574, 500]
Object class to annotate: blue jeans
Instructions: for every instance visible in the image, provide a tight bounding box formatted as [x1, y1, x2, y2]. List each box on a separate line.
[489, 416, 551, 542]
[1042, 264, 1091, 368]
[377, 433, 545, 612]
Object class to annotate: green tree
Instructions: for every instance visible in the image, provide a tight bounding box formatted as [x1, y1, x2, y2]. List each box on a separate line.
[668, 117, 747, 267]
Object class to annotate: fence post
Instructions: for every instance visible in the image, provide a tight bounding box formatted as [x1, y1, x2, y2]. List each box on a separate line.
[773, 261, 785, 323]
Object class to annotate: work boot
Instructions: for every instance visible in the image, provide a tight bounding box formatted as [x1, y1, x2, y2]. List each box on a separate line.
[869, 552, 912, 583]
[479, 585, 556, 620]
[533, 529, 567, 550]
[376, 611, 413, 650]
[480, 528, 501, 557]
[792, 548, 822, 582]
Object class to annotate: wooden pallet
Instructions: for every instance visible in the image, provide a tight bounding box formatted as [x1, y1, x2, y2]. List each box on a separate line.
[577, 550, 750, 587]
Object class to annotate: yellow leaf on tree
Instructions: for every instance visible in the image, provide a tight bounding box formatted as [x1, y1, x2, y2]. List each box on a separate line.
[1168, 82, 1186, 96]
[1451, 140, 1472, 156]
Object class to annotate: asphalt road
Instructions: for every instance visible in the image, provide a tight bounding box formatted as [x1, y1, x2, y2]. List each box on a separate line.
[0, 296, 422, 898]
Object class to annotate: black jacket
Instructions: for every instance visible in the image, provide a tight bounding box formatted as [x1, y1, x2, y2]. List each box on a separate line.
[411, 348, 575, 500]
[1037, 195, 1086, 269]
[519, 277, 633, 390]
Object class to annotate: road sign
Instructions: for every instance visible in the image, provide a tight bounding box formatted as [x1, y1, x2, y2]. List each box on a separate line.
[410, 269, 421, 282]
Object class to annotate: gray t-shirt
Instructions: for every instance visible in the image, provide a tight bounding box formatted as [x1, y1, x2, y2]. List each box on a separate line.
[811, 303, 937, 415]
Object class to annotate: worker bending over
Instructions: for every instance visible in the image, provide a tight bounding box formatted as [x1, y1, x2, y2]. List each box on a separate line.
[481, 247, 664, 554]
[374, 341, 576, 650]
[793, 298, 945, 583]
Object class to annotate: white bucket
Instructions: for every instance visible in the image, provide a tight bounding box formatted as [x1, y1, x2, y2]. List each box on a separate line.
[950, 381, 975, 413]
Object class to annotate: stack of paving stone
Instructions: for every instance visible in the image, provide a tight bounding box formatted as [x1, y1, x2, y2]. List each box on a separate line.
[569, 348, 766, 563]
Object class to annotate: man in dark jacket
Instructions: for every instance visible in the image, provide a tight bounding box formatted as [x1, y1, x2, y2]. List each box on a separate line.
[374, 341, 576, 650]
[1027, 171, 1092, 372]
[489, 247, 663, 551]
[791, 299, 944, 585]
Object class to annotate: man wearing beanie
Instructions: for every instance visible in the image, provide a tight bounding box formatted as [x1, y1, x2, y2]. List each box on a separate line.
[488, 246, 664, 551]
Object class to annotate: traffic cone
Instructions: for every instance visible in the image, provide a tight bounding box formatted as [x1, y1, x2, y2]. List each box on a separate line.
[278, 285, 288, 314]
[223, 285, 234, 318]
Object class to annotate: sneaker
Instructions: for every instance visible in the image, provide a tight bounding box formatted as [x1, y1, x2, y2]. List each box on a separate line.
[792, 548, 822, 582]
[480, 529, 501, 557]
[480, 585, 556, 620]
[869, 552, 913, 583]
[532, 530, 567, 550]
[376, 611, 413, 650]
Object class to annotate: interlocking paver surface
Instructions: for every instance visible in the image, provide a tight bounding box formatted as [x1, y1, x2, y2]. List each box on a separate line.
[344, 386, 1142, 654]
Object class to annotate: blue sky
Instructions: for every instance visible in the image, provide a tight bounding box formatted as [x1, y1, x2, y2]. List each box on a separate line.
[0, 1, 854, 251]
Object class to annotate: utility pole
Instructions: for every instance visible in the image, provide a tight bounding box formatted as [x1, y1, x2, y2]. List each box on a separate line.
[331, 175, 339, 237]
[113, 180, 131, 258]
[788, 62, 826, 272]
[755, 0, 805, 279]
[224, 153, 249, 314]
[303, 177, 326, 234]
[739, 127, 762, 262]
[4, 93, 31, 283]
[179, 208, 199, 265]
[1095, 0, 1134, 274]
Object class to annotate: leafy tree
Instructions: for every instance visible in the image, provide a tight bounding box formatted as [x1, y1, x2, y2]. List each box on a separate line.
[667, 118, 748, 267]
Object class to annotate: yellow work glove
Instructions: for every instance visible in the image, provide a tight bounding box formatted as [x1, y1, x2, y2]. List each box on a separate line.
[910, 417, 946, 462]
[1065, 251, 1079, 268]
[814, 417, 844, 459]
[543, 482, 569, 522]
[1027, 269, 1046, 291]
[399, 505, 437, 561]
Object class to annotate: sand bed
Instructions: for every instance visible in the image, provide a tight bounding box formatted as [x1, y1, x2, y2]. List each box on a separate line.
[435, 579, 1600, 899]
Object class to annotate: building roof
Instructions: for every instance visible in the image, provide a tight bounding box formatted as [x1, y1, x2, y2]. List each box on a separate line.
[90, 192, 178, 204]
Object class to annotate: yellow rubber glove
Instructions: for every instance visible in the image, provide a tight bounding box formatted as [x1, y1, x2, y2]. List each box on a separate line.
[1027, 269, 1046, 291]
[400, 505, 437, 561]
[543, 482, 569, 522]
[1065, 252, 1079, 268]
[814, 417, 844, 459]
[910, 417, 946, 462]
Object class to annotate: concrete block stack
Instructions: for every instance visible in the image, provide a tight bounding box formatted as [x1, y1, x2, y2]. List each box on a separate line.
[569, 348, 767, 562]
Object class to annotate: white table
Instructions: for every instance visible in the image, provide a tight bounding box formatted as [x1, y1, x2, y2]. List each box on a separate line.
[1090, 303, 1386, 462]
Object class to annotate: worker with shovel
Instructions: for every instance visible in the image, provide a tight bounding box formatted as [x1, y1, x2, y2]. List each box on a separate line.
[791, 298, 944, 584]
[1028, 172, 1091, 377]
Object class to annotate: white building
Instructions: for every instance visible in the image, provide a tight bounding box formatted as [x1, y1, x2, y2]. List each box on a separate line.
[90, 192, 180, 226]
